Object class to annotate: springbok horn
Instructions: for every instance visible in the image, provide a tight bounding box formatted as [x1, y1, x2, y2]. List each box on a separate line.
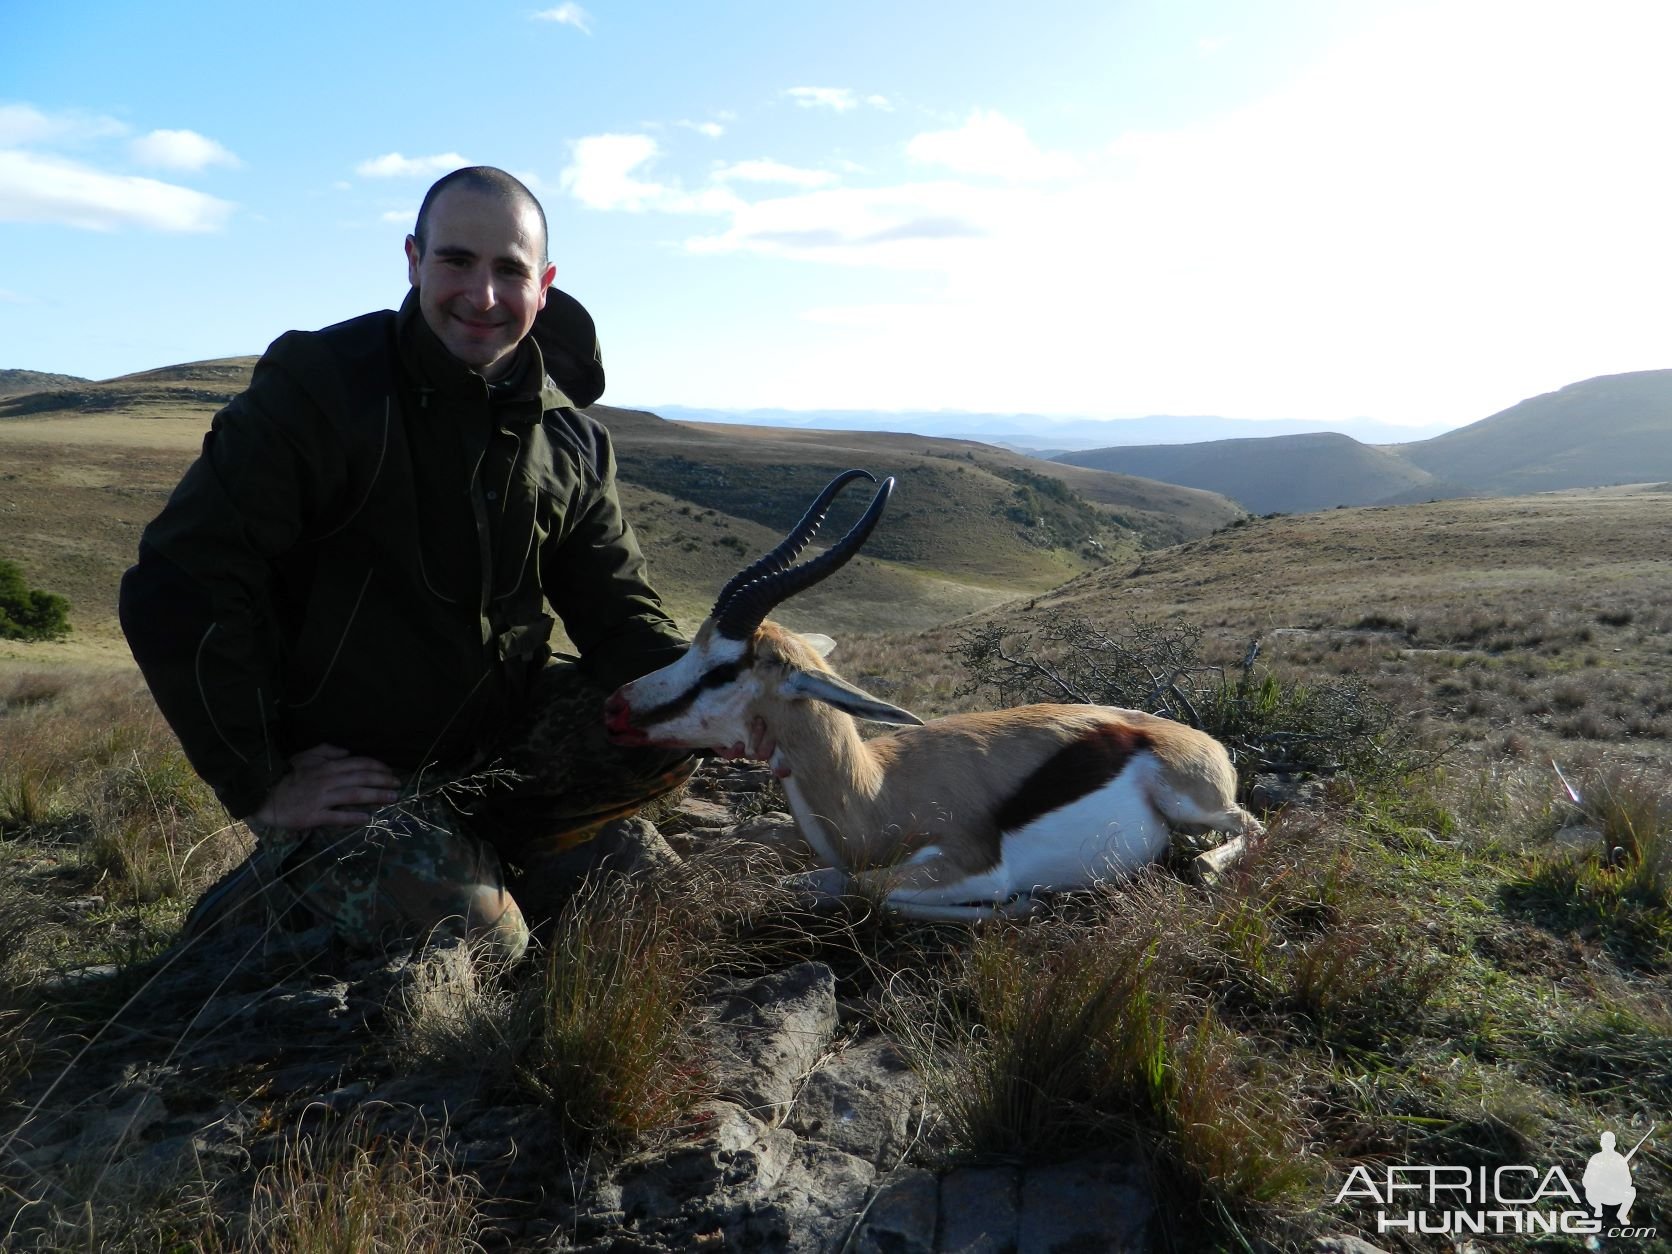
[713, 474, 896, 640]
[711, 469, 876, 619]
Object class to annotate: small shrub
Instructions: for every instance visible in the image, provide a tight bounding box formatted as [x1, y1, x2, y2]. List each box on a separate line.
[949, 614, 1421, 785]
[0, 558, 71, 642]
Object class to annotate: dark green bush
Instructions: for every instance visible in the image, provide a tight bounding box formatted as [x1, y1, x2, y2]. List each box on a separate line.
[0, 558, 70, 642]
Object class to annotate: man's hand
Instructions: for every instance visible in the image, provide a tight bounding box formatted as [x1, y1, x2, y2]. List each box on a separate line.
[712, 716, 790, 779]
[250, 743, 403, 830]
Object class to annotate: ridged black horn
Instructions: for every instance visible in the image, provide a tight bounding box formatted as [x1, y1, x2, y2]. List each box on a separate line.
[713, 473, 895, 640]
[711, 469, 876, 619]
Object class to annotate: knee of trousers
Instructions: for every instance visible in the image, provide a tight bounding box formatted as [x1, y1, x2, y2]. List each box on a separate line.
[258, 815, 531, 962]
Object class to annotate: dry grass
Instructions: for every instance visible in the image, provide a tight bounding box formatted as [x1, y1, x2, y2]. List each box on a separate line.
[519, 878, 709, 1149]
[3, 486, 1671, 1250]
[9, 1113, 485, 1253]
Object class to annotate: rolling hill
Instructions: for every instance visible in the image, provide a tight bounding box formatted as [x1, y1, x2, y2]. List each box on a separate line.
[1053, 369, 1672, 513]
[0, 361, 1243, 653]
[0, 369, 92, 398]
[1397, 368, 1672, 495]
[1053, 431, 1443, 514]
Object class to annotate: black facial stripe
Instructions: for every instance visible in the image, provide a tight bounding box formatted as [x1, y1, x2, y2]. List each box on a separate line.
[634, 658, 747, 727]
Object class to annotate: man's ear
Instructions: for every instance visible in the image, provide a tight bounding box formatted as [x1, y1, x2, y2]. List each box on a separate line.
[537, 263, 557, 308]
[405, 235, 421, 287]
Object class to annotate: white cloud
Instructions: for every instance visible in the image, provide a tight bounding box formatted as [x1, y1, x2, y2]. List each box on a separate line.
[680, 120, 726, 139]
[356, 151, 470, 178]
[0, 103, 126, 146]
[532, 3, 591, 33]
[670, 0, 1672, 421]
[712, 159, 836, 189]
[0, 288, 32, 304]
[906, 109, 1080, 180]
[560, 134, 666, 211]
[0, 149, 233, 232]
[685, 181, 1002, 269]
[131, 128, 240, 171]
[381, 209, 414, 224]
[865, 95, 893, 111]
[785, 87, 859, 112]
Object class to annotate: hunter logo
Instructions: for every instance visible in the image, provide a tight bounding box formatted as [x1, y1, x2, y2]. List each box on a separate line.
[1335, 1126, 1657, 1240]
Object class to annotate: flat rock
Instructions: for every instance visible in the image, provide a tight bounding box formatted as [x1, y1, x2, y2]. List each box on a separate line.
[703, 961, 839, 1124]
[786, 1034, 923, 1165]
[852, 1166, 938, 1254]
[940, 1164, 1020, 1254]
[1017, 1159, 1152, 1253]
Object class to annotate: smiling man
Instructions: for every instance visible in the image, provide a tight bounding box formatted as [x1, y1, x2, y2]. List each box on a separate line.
[120, 166, 694, 962]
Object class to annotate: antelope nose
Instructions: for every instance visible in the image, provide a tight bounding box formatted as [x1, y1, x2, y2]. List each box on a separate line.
[603, 692, 630, 732]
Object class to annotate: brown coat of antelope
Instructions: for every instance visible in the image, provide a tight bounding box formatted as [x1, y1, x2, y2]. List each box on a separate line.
[605, 470, 1262, 920]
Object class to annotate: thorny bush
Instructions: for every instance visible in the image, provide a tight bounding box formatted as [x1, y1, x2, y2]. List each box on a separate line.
[949, 614, 1423, 786]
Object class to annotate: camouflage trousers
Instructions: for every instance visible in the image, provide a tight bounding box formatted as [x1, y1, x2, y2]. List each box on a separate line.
[237, 661, 693, 962]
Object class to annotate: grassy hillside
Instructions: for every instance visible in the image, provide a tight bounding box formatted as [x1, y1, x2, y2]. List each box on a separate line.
[829, 489, 1672, 779]
[0, 369, 92, 398]
[1054, 430, 1442, 514]
[0, 371, 1244, 659]
[1400, 368, 1672, 494]
[590, 406, 1241, 589]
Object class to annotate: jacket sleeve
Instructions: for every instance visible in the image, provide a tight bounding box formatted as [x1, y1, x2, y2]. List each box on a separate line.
[120, 336, 349, 817]
[541, 418, 688, 691]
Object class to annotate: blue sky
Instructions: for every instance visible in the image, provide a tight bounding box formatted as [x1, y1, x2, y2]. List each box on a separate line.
[4, 0, 1672, 429]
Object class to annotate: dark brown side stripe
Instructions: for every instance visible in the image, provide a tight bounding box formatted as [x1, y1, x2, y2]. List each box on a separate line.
[992, 723, 1151, 835]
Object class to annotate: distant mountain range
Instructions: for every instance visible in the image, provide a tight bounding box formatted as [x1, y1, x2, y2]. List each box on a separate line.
[9, 356, 1670, 520]
[1055, 370, 1672, 514]
[648, 405, 1456, 452]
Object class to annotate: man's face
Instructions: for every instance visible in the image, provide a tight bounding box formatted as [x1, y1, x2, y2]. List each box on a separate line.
[404, 186, 557, 381]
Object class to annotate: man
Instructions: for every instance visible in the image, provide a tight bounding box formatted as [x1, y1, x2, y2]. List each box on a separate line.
[121, 166, 694, 962]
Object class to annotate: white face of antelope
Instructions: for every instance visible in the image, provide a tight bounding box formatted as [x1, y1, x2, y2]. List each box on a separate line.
[604, 622, 760, 750]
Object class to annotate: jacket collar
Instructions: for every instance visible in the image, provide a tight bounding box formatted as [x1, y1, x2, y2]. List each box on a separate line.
[396, 288, 576, 421]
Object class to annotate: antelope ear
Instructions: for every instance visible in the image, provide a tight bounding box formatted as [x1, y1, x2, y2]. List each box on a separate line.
[783, 668, 925, 726]
[797, 632, 837, 658]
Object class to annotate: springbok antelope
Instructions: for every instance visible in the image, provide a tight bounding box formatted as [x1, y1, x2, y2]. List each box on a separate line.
[604, 470, 1262, 920]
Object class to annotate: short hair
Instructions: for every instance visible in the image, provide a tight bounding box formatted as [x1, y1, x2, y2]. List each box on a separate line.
[412, 166, 549, 266]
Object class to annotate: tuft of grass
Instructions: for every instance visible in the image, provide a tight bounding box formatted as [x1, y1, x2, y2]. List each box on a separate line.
[930, 925, 1172, 1157]
[894, 916, 1316, 1218]
[520, 879, 707, 1149]
[1285, 905, 1450, 1047]
[389, 937, 526, 1091]
[0, 771, 60, 837]
[1166, 1011, 1315, 1208]
[1505, 766, 1672, 965]
[83, 749, 228, 904]
[237, 1117, 486, 1254]
[7, 1112, 485, 1253]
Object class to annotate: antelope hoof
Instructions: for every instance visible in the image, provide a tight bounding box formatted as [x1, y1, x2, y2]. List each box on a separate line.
[1192, 833, 1253, 887]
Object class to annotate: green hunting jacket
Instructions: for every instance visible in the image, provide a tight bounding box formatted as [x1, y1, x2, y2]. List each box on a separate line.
[121, 290, 687, 819]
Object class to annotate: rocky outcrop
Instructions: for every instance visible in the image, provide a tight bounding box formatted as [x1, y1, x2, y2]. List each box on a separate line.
[0, 759, 1349, 1252]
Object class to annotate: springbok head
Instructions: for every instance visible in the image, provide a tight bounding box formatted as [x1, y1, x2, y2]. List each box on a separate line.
[604, 469, 923, 751]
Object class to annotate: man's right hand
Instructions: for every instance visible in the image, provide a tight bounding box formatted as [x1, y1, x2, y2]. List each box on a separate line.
[250, 743, 403, 830]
